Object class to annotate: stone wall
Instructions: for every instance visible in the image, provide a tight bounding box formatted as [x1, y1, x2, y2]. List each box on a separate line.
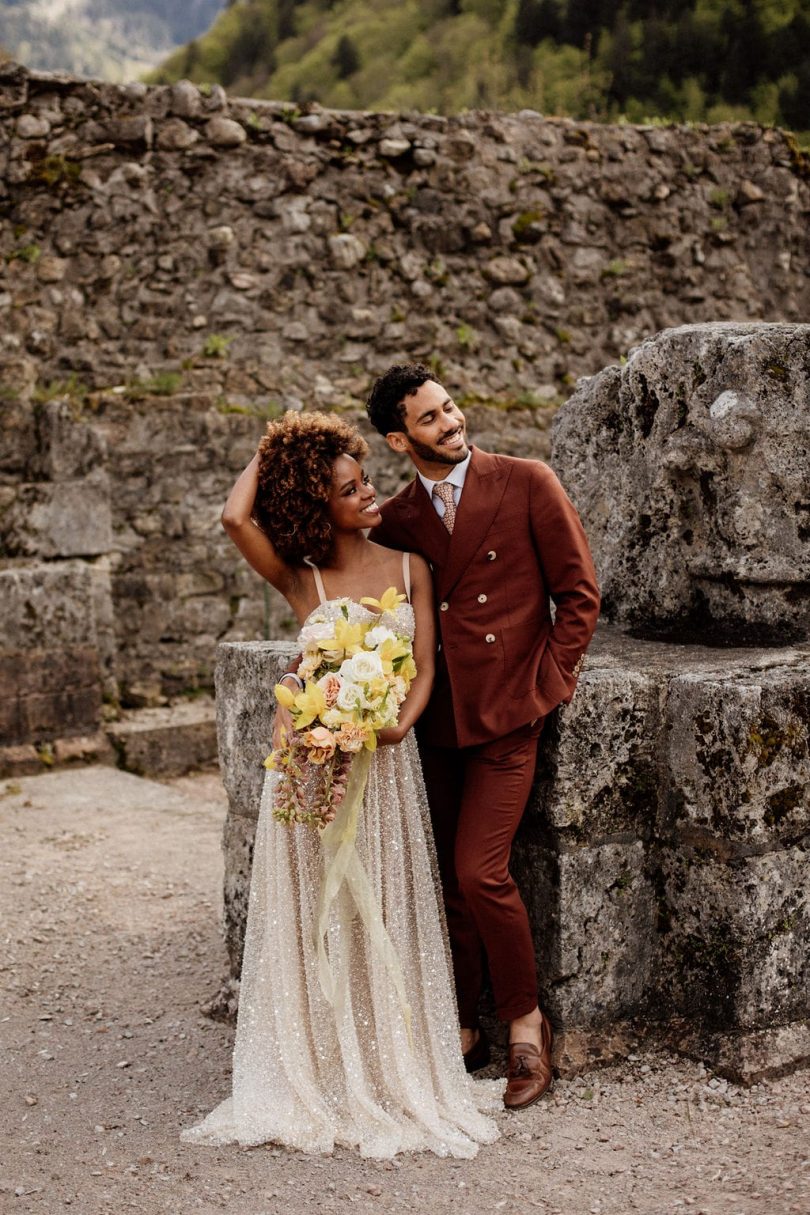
[2, 63, 809, 741]
[1, 62, 808, 407]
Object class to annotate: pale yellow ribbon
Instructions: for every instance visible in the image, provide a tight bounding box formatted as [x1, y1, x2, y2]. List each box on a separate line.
[314, 749, 414, 1050]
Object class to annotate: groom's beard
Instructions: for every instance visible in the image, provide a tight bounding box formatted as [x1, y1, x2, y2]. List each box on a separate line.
[405, 430, 469, 466]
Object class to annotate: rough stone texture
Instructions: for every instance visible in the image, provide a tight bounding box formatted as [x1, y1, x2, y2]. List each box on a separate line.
[217, 627, 809, 1079]
[215, 641, 297, 970]
[0, 562, 105, 751]
[106, 698, 218, 778]
[520, 627, 808, 1078]
[553, 322, 810, 644]
[4, 62, 808, 711]
[0, 66, 808, 408]
[215, 641, 298, 818]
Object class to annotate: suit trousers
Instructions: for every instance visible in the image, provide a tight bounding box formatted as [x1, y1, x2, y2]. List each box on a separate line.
[418, 718, 544, 1026]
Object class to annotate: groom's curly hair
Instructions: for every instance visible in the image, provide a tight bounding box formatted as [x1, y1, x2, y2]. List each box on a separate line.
[366, 362, 434, 436]
[254, 410, 368, 564]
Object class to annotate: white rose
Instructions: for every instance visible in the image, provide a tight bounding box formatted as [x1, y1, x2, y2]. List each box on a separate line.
[344, 650, 384, 683]
[365, 625, 396, 649]
[336, 682, 364, 712]
[322, 708, 344, 729]
[299, 621, 334, 644]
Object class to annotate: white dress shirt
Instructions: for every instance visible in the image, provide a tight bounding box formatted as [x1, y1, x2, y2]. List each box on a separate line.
[417, 451, 472, 519]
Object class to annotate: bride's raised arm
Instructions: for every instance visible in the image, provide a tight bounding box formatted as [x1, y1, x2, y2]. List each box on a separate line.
[221, 451, 298, 597]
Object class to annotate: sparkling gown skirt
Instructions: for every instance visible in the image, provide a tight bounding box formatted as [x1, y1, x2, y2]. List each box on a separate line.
[182, 732, 500, 1158]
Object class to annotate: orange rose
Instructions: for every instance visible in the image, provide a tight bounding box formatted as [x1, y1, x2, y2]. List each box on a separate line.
[302, 726, 337, 764]
[334, 721, 368, 753]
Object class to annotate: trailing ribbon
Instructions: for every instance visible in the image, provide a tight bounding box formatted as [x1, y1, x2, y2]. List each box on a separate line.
[314, 749, 414, 1050]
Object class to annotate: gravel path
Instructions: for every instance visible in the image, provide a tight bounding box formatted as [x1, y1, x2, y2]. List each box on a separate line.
[2, 766, 807, 1215]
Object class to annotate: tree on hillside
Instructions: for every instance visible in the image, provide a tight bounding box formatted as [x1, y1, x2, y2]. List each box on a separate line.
[332, 34, 360, 79]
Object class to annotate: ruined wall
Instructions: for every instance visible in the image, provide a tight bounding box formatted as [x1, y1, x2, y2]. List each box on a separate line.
[1, 62, 808, 406]
[2, 62, 809, 735]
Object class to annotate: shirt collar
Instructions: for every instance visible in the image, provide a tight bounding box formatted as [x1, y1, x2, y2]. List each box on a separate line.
[416, 450, 472, 497]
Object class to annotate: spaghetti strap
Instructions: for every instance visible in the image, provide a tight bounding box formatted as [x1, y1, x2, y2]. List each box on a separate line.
[303, 557, 327, 605]
[402, 551, 411, 603]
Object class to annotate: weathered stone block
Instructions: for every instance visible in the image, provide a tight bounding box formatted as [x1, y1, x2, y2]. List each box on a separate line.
[666, 661, 809, 848]
[31, 399, 107, 481]
[3, 473, 112, 558]
[514, 839, 657, 1027]
[222, 810, 257, 975]
[657, 846, 808, 1032]
[0, 646, 102, 745]
[0, 561, 100, 650]
[553, 322, 810, 644]
[107, 699, 218, 777]
[527, 667, 660, 845]
[215, 640, 298, 819]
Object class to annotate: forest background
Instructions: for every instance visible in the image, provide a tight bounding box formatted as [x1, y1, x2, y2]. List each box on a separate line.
[0, 0, 807, 142]
[151, 0, 810, 141]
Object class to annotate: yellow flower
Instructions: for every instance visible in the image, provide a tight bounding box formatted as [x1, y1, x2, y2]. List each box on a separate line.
[398, 655, 417, 683]
[293, 681, 327, 729]
[360, 586, 407, 615]
[274, 683, 296, 709]
[263, 752, 277, 770]
[316, 617, 364, 656]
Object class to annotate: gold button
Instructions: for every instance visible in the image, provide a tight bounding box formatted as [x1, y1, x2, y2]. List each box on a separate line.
[440, 601, 449, 612]
[478, 593, 487, 604]
[487, 550, 497, 561]
[485, 633, 495, 643]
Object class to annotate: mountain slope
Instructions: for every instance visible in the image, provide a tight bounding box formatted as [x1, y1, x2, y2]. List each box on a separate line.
[0, 0, 224, 81]
[148, 0, 809, 132]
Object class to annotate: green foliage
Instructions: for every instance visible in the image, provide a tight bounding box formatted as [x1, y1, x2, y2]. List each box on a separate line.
[148, 0, 809, 139]
[9, 242, 41, 264]
[601, 258, 629, 278]
[29, 155, 82, 188]
[32, 374, 90, 405]
[455, 322, 479, 349]
[202, 333, 233, 358]
[125, 371, 184, 398]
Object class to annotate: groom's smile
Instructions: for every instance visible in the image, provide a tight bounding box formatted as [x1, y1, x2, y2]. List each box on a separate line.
[385, 379, 470, 479]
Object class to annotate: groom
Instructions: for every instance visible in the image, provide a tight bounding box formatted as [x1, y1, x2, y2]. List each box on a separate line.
[366, 363, 600, 1109]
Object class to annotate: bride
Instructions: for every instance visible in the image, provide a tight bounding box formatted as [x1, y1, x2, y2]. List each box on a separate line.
[182, 409, 500, 1159]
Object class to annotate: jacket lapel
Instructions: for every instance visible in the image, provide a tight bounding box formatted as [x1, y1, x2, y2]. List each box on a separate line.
[438, 447, 510, 598]
[386, 477, 451, 569]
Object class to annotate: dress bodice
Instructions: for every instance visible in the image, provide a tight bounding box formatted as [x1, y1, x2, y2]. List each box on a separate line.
[298, 597, 416, 645]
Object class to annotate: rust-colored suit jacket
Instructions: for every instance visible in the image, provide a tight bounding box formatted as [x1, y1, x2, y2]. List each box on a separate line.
[372, 446, 600, 748]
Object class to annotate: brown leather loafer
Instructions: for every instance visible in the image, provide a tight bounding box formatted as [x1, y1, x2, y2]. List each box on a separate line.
[462, 1026, 491, 1073]
[503, 1014, 553, 1110]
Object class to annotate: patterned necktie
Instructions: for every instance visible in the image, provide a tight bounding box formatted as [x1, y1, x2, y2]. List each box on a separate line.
[433, 480, 456, 534]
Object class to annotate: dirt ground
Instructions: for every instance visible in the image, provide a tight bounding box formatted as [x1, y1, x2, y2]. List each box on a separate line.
[1, 766, 808, 1215]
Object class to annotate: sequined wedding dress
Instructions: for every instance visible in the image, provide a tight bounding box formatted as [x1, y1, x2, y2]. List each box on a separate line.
[182, 593, 500, 1159]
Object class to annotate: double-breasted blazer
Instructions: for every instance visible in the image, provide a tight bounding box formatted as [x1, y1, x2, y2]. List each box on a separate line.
[372, 446, 600, 748]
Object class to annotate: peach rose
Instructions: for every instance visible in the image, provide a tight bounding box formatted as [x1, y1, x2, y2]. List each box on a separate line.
[334, 721, 369, 753]
[302, 725, 337, 764]
[317, 672, 343, 709]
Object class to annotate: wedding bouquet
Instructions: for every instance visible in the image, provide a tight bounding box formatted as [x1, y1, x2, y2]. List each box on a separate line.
[265, 588, 416, 829]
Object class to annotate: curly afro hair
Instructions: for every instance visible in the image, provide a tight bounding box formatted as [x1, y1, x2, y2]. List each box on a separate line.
[252, 410, 369, 565]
